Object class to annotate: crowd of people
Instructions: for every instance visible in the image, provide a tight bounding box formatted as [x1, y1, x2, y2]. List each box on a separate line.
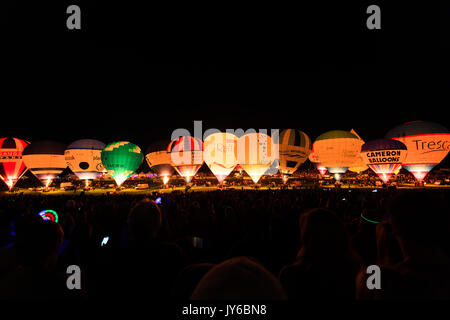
[0, 187, 449, 300]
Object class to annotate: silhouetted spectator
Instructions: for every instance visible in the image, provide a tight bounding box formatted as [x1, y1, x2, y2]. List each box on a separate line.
[356, 191, 450, 299]
[172, 263, 214, 300]
[0, 219, 84, 299]
[191, 256, 286, 300]
[279, 208, 362, 299]
[91, 199, 183, 299]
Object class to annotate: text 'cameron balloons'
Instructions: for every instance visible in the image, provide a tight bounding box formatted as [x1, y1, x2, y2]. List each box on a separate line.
[22, 140, 67, 187]
[312, 130, 363, 179]
[238, 132, 276, 184]
[276, 129, 311, 182]
[168, 136, 203, 183]
[203, 132, 238, 183]
[0, 137, 30, 190]
[145, 140, 175, 184]
[385, 121, 450, 181]
[65, 139, 106, 180]
[361, 139, 407, 183]
[101, 141, 143, 187]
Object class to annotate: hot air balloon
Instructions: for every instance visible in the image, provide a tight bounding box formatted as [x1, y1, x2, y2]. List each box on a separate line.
[361, 139, 408, 183]
[308, 152, 327, 176]
[276, 129, 312, 183]
[0, 137, 30, 190]
[145, 140, 175, 185]
[237, 132, 276, 184]
[65, 139, 106, 182]
[22, 140, 67, 187]
[348, 129, 368, 174]
[203, 132, 238, 183]
[101, 141, 144, 187]
[168, 136, 203, 183]
[312, 130, 363, 180]
[385, 121, 450, 182]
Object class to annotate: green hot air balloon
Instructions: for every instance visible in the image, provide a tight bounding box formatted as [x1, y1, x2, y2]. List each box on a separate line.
[101, 141, 143, 187]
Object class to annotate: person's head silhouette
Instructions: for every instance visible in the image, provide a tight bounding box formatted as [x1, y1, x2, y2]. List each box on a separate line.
[191, 256, 286, 300]
[15, 219, 64, 270]
[127, 198, 162, 242]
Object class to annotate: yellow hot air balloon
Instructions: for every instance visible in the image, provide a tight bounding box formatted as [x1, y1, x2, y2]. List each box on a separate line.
[312, 130, 363, 180]
[348, 129, 368, 174]
[237, 132, 276, 184]
[276, 129, 312, 183]
[203, 132, 238, 183]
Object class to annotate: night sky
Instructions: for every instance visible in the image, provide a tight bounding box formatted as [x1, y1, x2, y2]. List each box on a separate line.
[2, 2, 449, 167]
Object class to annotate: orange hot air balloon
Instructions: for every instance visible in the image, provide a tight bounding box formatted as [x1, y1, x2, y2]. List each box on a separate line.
[237, 132, 276, 183]
[203, 132, 238, 183]
[312, 130, 363, 180]
[308, 152, 327, 176]
[385, 121, 450, 181]
[168, 136, 203, 183]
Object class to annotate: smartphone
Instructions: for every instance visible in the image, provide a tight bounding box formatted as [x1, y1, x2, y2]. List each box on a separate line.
[155, 197, 162, 204]
[101, 236, 109, 247]
[372, 189, 378, 193]
[192, 236, 203, 249]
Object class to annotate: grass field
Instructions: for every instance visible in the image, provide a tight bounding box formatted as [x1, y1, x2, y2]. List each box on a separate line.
[1, 183, 450, 196]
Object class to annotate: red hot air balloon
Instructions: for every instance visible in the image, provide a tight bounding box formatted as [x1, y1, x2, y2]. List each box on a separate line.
[167, 136, 204, 183]
[0, 137, 30, 190]
[385, 121, 450, 181]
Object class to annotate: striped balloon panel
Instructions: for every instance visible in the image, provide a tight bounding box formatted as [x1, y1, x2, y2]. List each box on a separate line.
[173, 164, 202, 183]
[167, 136, 203, 153]
[368, 163, 402, 175]
[238, 133, 275, 166]
[279, 129, 312, 151]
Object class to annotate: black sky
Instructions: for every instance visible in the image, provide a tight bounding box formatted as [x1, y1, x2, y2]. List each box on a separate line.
[2, 2, 449, 166]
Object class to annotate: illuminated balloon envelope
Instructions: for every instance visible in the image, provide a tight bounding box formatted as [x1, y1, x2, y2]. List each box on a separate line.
[145, 140, 175, 183]
[312, 130, 363, 179]
[0, 137, 30, 190]
[347, 129, 368, 174]
[65, 139, 106, 180]
[348, 156, 368, 174]
[361, 139, 407, 183]
[276, 129, 312, 183]
[237, 132, 276, 184]
[22, 140, 67, 187]
[308, 152, 327, 176]
[101, 141, 144, 186]
[38, 209, 59, 223]
[204, 132, 238, 183]
[168, 136, 203, 183]
[385, 121, 450, 181]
